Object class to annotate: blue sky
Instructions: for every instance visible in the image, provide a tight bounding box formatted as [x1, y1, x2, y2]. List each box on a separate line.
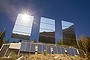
[0, 0, 90, 42]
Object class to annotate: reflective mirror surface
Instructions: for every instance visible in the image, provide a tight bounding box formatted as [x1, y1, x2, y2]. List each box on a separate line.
[12, 14, 34, 40]
[61, 21, 77, 46]
[39, 17, 55, 43]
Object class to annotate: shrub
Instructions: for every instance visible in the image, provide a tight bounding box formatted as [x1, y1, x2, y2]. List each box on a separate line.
[43, 50, 47, 56]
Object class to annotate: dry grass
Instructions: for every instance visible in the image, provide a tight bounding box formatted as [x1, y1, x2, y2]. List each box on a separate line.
[0, 54, 87, 60]
[22, 54, 87, 60]
[0, 57, 16, 60]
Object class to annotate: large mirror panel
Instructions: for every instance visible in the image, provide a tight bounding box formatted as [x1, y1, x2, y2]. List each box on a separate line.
[39, 17, 55, 43]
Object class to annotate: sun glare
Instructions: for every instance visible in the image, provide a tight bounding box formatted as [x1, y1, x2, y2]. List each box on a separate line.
[21, 14, 30, 21]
